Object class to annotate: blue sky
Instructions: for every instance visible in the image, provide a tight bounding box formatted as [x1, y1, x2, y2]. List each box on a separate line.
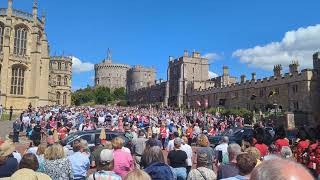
[5, 0, 320, 90]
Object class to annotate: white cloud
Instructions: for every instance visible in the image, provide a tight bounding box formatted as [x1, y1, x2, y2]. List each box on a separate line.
[71, 56, 94, 73]
[233, 24, 320, 70]
[202, 52, 221, 62]
[209, 71, 218, 79]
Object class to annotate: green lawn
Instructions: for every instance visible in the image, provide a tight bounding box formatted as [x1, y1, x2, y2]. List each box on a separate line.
[0, 113, 19, 121]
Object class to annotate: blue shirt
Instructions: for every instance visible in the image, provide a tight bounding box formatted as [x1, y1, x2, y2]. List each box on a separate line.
[221, 175, 249, 180]
[68, 152, 90, 179]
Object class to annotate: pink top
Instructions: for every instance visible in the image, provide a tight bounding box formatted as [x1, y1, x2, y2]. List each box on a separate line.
[113, 149, 134, 179]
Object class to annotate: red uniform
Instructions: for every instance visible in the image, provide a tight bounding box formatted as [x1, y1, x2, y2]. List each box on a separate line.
[275, 138, 289, 153]
[296, 140, 310, 163]
[255, 143, 269, 157]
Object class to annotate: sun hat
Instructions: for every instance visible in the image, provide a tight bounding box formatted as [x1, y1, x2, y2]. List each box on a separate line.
[0, 140, 15, 157]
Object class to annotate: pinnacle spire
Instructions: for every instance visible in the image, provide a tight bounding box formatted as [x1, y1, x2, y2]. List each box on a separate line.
[107, 48, 112, 61]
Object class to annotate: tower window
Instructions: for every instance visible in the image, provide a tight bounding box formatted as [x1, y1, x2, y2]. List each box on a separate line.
[56, 92, 61, 105]
[14, 26, 27, 56]
[10, 66, 25, 95]
[57, 75, 61, 86]
[58, 62, 62, 70]
[0, 24, 4, 53]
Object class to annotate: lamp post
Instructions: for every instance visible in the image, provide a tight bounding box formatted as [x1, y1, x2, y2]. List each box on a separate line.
[273, 103, 278, 121]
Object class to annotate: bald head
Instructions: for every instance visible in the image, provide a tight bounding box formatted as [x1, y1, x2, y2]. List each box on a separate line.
[250, 159, 314, 180]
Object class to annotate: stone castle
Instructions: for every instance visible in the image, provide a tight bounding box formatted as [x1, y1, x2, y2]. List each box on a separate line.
[0, 0, 72, 110]
[126, 50, 320, 126]
[95, 49, 156, 92]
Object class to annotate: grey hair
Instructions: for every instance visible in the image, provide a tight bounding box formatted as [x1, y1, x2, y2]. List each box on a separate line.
[280, 146, 293, 159]
[250, 159, 313, 180]
[228, 143, 242, 160]
[222, 136, 229, 143]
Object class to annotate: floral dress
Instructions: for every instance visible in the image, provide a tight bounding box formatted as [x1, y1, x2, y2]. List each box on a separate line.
[44, 158, 73, 180]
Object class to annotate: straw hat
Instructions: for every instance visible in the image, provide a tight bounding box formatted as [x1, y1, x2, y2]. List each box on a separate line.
[0, 140, 15, 157]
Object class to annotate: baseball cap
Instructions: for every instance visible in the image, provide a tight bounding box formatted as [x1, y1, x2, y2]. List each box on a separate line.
[100, 149, 114, 163]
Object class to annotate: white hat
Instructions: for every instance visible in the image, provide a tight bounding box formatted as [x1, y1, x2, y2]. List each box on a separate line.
[100, 149, 113, 162]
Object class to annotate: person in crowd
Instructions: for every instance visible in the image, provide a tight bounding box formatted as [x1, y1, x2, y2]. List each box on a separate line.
[26, 139, 40, 155]
[188, 155, 217, 180]
[36, 143, 47, 172]
[295, 128, 310, 163]
[254, 128, 269, 158]
[167, 132, 180, 152]
[145, 134, 162, 148]
[92, 140, 112, 168]
[215, 136, 229, 164]
[274, 126, 289, 153]
[186, 124, 193, 145]
[132, 130, 148, 169]
[0, 141, 18, 178]
[250, 159, 314, 180]
[222, 153, 257, 180]
[43, 143, 73, 179]
[217, 144, 242, 179]
[88, 149, 122, 180]
[68, 140, 90, 180]
[142, 146, 176, 180]
[19, 153, 39, 171]
[32, 121, 42, 143]
[160, 123, 167, 150]
[124, 169, 152, 180]
[9, 106, 13, 121]
[167, 137, 188, 180]
[0, 104, 3, 121]
[12, 119, 21, 143]
[244, 147, 261, 166]
[112, 137, 134, 178]
[181, 136, 193, 175]
[196, 134, 215, 170]
[280, 146, 293, 160]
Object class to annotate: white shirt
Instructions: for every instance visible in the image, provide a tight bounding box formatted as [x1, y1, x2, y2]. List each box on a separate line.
[181, 143, 193, 166]
[167, 139, 175, 152]
[12, 151, 22, 163]
[214, 143, 228, 155]
[26, 147, 38, 155]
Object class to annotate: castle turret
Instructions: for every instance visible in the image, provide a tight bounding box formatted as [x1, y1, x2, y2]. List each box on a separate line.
[313, 52, 320, 73]
[183, 50, 188, 57]
[241, 74, 246, 83]
[251, 72, 256, 81]
[223, 66, 229, 76]
[192, 51, 201, 58]
[273, 64, 283, 77]
[41, 10, 46, 24]
[7, 0, 12, 17]
[289, 61, 299, 74]
[32, 0, 38, 21]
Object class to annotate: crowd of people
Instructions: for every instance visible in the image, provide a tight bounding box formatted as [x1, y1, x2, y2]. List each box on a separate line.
[0, 105, 319, 180]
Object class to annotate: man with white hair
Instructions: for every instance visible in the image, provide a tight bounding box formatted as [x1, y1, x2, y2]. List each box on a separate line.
[217, 143, 242, 179]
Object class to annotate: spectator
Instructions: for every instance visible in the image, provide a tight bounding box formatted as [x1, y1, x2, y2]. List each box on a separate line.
[143, 146, 176, 180]
[112, 137, 134, 178]
[250, 159, 314, 180]
[12, 119, 21, 143]
[145, 134, 162, 149]
[215, 136, 229, 164]
[222, 153, 257, 180]
[244, 147, 261, 166]
[88, 149, 121, 180]
[280, 146, 293, 160]
[0, 141, 18, 178]
[43, 143, 73, 179]
[36, 143, 47, 172]
[19, 153, 39, 171]
[92, 141, 112, 168]
[26, 139, 41, 155]
[167, 132, 180, 152]
[124, 169, 151, 180]
[0, 105, 3, 121]
[217, 144, 242, 179]
[274, 126, 289, 153]
[132, 130, 148, 169]
[7, 168, 51, 180]
[196, 134, 215, 170]
[68, 140, 90, 180]
[254, 129, 269, 158]
[188, 153, 217, 180]
[181, 136, 193, 175]
[167, 137, 188, 180]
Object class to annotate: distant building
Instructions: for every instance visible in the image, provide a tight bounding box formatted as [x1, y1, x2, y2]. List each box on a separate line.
[94, 49, 130, 90]
[49, 56, 72, 106]
[0, 0, 73, 110]
[127, 50, 320, 126]
[126, 65, 156, 93]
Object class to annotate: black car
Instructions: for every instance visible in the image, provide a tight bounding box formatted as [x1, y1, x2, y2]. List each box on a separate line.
[209, 127, 255, 147]
[64, 129, 130, 152]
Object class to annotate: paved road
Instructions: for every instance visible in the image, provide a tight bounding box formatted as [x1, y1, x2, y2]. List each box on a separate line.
[0, 120, 14, 140]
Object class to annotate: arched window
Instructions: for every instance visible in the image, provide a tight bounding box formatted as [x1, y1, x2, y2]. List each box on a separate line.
[56, 92, 61, 105]
[58, 62, 61, 70]
[0, 23, 4, 52]
[14, 26, 28, 56]
[63, 92, 67, 105]
[10, 65, 26, 95]
[57, 75, 61, 86]
[64, 76, 68, 86]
